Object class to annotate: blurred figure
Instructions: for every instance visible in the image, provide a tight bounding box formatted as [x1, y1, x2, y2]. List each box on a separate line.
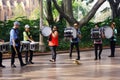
[92, 24, 104, 60]
[108, 22, 117, 57]
[69, 22, 81, 60]
[23, 24, 34, 64]
[10, 21, 26, 68]
[48, 25, 58, 62]
[0, 39, 5, 68]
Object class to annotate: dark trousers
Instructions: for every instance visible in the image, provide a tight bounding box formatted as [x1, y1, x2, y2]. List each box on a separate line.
[69, 42, 80, 59]
[25, 50, 33, 63]
[0, 52, 3, 65]
[110, 41, 116, 56]
[49, 46, 57, 61]
[11, 46, 24, 66]
[94, 44, 102, 59]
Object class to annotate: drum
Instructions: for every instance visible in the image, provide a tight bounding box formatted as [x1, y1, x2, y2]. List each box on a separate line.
[30, 42, 39, 51]
[91, 28, 101, 39]
[21, 41, 30, 51]
[64, 27, 77, 38]
[41, 27, 52, 37]
[104, 26, 113, 39]
[0, 42, 10, 52]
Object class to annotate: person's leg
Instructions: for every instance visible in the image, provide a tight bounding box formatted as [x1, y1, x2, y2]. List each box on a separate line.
[16, 46, 26, 66]
[75, 43, 80, 60]
[99, 44, 102, 59]
[69, 43, 74, 59]
[0, 52, 5, 68]
[94, 44, 98, 60]
[11, 46, 16, 67]
[49, 46, 56, 62]
[29, 50, 34, 64]
[111, 41, 115, 57]
[25, 51, 28, 64]
[109, 41, 115, 57]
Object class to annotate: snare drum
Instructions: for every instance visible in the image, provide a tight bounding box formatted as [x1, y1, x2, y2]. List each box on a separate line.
[0, 42, 10, 52]
[21, 41, 30, 51]
[30, 42, 39, 51]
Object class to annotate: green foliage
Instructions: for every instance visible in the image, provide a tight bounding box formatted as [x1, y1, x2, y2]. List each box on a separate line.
[1, 17, 120, 51]
[0, 17, 39, 42]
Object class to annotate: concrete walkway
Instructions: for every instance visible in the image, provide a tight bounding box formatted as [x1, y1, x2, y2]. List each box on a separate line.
[0, 48, 120, 80]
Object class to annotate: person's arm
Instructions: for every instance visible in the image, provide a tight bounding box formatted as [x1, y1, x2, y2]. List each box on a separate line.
[23, 32, 34, 42]
[52, 31, 58, 38]
[11, 30, 16, 47]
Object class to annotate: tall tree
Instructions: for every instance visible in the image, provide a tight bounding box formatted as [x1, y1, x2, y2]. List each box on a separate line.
[108, 0, 120, 19]
[52, 0, 106, 27]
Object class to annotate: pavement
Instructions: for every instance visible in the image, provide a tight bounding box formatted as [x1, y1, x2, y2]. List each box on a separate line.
[0, 48, 120, 80]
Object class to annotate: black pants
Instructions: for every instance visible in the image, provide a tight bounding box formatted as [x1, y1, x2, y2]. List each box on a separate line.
[110, 41, 116, 56]
[11, 46, 24, 66]
[69, 42, 80, 59]
[49, 46, 57, 61]
[25, 50, 33, 63]
[94, 44, 102, 59]
[0, 52, 3, 65]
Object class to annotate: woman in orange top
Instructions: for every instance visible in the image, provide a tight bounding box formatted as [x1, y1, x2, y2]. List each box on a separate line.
[49, 25, 58, 62]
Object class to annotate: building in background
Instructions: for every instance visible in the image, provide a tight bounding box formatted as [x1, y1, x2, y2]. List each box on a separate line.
[0, 0, 39, 21]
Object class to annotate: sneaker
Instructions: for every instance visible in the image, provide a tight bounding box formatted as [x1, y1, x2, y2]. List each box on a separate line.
[21, 63, 26, 67]
[29, 61, 34, 64]
[49, 59, 55, 62]
[0, 65, 5, 68]
[11, 64, 16, 68]
[76, 58, 80, 60]
[108, 55, 114, 57]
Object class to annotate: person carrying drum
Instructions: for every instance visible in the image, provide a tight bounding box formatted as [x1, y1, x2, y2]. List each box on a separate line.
[23, 25, 34, 64]
[91, 24, 104, 60]
[10, 21, 26, 68]
[108, 22, 117, 57]
[0, 39, 5, 68]
[69, 22, 81, 60]
[48, 25, 58, 62]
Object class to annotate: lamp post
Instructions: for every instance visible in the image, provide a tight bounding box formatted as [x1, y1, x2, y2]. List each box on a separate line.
[39, 0, 45, 52]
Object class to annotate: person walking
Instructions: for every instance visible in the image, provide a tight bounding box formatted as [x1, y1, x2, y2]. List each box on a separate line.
[10, 21, 26, 68]
[48, 25, 58, 62]
[69, 22, 81, 60]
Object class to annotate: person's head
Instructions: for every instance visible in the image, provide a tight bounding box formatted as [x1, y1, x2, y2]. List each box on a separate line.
[94, 23, 99, 29]
[74, 22, 79, 29]
[14, 21, 20, 29]
[25, 24, 30, 32]
[110, 22, 115, 29]
[52, 25, 57, 31]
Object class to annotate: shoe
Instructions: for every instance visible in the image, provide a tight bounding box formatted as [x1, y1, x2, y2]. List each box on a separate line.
[94, 58, 98, 60]
[26, 62, 30, 64]
[11, 64, 16, 68]
[29, 61, 34, 64]
[21, 63, 26, 67]
[108, 55, 114, 57]
[0, 65, 5, 68]
[49, 59, 55, 62]
[99, 56, 101, 60]
[76, 58, 80, 60]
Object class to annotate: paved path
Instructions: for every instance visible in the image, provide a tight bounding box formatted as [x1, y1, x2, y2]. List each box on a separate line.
[1, 48, 120, 80]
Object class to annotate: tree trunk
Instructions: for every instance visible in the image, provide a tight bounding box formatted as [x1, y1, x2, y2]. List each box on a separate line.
[52, 0, 77, 25]
[108, 0, 120, 19]
[79, 0, 106, 27]
[46, 0, 54, 25]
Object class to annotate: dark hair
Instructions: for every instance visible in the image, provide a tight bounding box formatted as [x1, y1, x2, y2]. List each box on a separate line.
[94, 23, 99, 27]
